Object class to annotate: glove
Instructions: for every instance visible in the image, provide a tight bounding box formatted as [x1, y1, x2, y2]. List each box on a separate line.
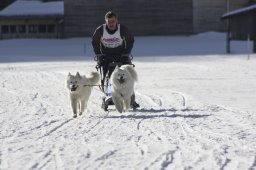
[121, 53, 130, 57]
[95, 54, 105, 66]
[121, 54, 131, 64]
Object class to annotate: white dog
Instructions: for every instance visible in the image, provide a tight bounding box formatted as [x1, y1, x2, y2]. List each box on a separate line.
[66, 72, 99, 118]
[110, 65, 138, 113]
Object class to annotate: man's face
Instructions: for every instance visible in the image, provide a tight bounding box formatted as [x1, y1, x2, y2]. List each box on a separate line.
[105, 17, 117, 31]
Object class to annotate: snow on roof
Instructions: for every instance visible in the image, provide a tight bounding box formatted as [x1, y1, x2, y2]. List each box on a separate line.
[222, 4, 256, 19]
[0, 0, 64, 16]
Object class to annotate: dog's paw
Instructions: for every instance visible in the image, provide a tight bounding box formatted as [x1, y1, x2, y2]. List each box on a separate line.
[79, 112, 83, 116]
[116, 106, 123, 113]
[73, 114, 77, 118]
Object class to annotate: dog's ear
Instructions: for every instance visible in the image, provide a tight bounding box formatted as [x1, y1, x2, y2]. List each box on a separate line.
[68, 72, 71, 77]
[115, 65, 119, 70]
[76, 72, 81, 78]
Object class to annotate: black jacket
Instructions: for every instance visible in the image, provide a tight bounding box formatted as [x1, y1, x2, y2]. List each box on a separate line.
[92, 24, 134, 57]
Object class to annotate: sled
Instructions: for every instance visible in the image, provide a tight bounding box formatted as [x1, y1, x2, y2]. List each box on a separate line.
[98, 62, 120, 111]
[95, 56, 139, 111]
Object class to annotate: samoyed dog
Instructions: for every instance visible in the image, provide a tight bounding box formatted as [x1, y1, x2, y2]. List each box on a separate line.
[66, 72, 99, 118]
[110, 65, 138, 113]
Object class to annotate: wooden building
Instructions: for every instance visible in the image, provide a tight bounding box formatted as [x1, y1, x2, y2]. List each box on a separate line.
[64, 0, 251, 37]
[221, 4, 256, 53]
[0, 1, 64, 39]
[64, 0, 194, 37]
[193, 0, 247, 33]
[0, 0, 252, 39]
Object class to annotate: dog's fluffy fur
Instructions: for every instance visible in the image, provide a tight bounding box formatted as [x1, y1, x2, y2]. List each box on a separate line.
[66, 72, 99, 118]
[110, 65, 138, 113]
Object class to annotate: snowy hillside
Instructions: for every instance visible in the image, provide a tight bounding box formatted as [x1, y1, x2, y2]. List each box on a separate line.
[1, 32, 256, 169]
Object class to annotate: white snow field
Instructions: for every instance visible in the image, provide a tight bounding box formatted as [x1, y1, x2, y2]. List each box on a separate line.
[1, 32, 256, 169]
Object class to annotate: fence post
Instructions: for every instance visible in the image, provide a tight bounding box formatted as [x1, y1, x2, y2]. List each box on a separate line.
[253, 39, 256, 53]
[247, 34, 251, 60]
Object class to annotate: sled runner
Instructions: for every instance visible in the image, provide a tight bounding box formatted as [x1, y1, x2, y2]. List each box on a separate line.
[95, 55, 139, 111]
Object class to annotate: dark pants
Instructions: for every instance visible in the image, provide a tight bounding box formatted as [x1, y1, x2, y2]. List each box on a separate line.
[99, 55, 131, 80]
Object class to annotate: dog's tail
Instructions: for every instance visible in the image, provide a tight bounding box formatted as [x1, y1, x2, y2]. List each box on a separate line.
[88, 72, 100, 85]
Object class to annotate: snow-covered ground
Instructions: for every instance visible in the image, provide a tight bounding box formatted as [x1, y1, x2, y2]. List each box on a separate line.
[1, 32, 256, 169]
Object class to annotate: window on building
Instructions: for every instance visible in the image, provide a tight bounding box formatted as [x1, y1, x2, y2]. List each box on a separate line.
[38, 25, 47, 33]
[10, 25, 17, 33]
[1, 25, 9, 33]
[29, 25, 38, 33]
[18, 25, 26, 33]
[47, 24, 55, 33]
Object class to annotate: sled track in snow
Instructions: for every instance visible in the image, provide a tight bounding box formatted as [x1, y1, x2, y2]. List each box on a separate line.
[37, 119, 73, 140]
[2, 61, 256, 169]
[27, 150, 52, 170]
[170, 91, 187, 108]
[136, 90, 188, 111]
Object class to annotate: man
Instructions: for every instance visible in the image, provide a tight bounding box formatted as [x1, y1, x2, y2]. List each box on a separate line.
[92, 11, 134, 75]
[92, 11, 139, 110]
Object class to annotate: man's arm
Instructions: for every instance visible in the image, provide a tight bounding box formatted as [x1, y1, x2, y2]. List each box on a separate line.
[91, 25, 103, 55]
[121, 25, 134, 55]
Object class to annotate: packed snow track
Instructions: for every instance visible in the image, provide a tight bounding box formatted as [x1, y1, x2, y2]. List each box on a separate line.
[1, 60, 256, 170]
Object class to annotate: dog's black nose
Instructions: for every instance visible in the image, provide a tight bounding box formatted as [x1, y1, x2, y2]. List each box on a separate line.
[118, 76, 125, 84]
[70, 84, 78, 91]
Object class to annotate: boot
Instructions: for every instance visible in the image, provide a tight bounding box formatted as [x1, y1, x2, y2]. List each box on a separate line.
[101, 96, 114, 111]
[130, 94, 140, 110]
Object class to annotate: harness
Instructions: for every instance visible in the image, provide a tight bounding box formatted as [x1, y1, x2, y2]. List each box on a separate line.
[94, 56, 135, 94]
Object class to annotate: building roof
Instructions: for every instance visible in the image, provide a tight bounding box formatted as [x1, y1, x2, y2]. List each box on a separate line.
[222, 4, 256, 19]
[0, 0, 64, 16]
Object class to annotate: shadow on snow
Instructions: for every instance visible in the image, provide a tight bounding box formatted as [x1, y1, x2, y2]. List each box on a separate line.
[106, 108, 211, 120]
